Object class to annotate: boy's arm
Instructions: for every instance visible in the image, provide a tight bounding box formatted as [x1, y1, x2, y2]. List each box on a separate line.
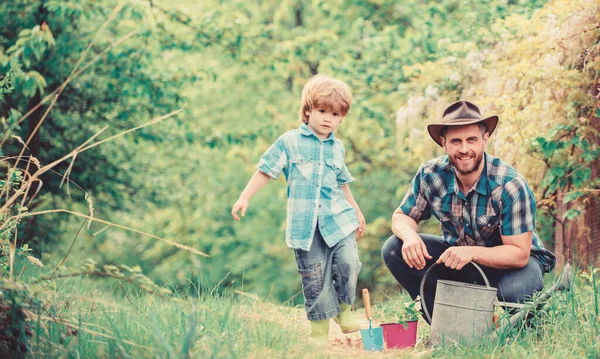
[341, 184, 366, 238]
[231, 170, 271, 221]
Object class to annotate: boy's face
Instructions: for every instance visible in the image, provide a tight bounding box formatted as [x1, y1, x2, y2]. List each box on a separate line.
[305, 107, 344, 140]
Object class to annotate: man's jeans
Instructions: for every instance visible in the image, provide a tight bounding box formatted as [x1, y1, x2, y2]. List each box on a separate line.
[294, 228, 362, 321]
[382, 234, 544, 324]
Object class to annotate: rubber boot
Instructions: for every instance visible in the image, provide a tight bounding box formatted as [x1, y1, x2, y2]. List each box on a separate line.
[334, 303, 360, 333]
[309, 319, 329, 346]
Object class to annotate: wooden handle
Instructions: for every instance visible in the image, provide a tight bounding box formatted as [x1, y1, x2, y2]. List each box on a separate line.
[362, 288, 372, 319]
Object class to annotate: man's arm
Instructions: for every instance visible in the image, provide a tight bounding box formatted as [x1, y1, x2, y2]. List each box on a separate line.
[231, 170, 271, 221]
[437, 232, 532, 270]
[391, 208, 432, 270]
[341, 184, 366, 238]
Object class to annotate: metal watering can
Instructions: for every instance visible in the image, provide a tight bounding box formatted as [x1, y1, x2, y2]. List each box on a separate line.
[419, 262, 497, 346]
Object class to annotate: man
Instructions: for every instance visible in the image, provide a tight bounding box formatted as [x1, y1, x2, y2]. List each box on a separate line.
[382, 100, 556, 322]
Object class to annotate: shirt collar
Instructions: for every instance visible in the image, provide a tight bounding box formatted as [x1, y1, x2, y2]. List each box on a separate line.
[445, 153, 488, 196]
[299, 123, 335, 141]
[474, 156, 488, 195]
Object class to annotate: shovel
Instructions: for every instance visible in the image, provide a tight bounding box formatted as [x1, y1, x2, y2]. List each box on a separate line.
[360, 288, 384, 351]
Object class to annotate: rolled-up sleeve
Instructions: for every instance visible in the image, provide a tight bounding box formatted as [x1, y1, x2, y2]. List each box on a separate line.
[337, 146, 354, 186]
[337, 162, 355, 186]
[257, 137, 288, 179]
[399, 166, 431, 223]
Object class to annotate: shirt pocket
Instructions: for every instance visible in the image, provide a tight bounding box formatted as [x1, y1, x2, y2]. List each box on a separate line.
[324, 158, 343, 187]
[476, 215, 500, 239]
[290, 156, 313, 181]
[429, 198, 452, 223]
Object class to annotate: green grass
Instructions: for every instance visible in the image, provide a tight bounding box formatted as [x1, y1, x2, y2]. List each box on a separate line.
[9, 266, 599, 358]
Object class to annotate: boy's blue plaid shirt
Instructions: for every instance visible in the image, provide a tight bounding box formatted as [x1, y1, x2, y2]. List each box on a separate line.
[400, 154, 556, 273]
[257, 123, 359, 251]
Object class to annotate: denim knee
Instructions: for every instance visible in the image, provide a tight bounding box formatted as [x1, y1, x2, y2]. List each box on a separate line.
[382, 235, 403, 266]
[297, 262, 324, 308]
[497, 258, 544, 303]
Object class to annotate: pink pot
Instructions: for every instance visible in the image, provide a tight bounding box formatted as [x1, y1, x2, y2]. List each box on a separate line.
[381, 321, 418, 349]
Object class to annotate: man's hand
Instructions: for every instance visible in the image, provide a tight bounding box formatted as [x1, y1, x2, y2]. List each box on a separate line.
[231, 198, 249, 221]
[437, 246, 474, 270]
[401, 236, 432, 270]
[356, 210, 366, 239]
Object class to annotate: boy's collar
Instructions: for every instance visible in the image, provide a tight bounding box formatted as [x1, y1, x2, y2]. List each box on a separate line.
[299, 123, 335, 141]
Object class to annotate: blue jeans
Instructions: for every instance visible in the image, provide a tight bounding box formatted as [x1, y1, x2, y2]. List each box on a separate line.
[294, 228, 362, 321]
[381, 234, 545, 324]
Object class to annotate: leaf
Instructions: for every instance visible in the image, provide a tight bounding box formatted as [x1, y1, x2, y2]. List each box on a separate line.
[562, 209, 581, 221]
[26, 255, 44, 267]
[563, 191, 584, 204]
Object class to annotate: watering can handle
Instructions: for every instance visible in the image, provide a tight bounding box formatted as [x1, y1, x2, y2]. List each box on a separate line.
[362, 288, 373, 319]
[419, 261, 490, 324]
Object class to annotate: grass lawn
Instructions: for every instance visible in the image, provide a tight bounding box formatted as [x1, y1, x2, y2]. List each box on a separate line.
[4, 265, 598, 358]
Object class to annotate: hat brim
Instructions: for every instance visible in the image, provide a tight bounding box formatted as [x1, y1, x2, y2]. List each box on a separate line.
[427, 116, 498, 147]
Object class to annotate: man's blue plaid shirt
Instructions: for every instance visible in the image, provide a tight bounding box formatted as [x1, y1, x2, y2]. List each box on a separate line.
[400, 153, 556, 273]
[257, 123, 359, 251]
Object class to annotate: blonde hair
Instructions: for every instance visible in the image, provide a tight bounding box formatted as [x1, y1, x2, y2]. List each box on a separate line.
[299, 74, 353, 123]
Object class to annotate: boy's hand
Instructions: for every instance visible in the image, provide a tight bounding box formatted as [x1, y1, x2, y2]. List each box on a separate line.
[231, 198, 249, 221]
[356, 210, 366, 239]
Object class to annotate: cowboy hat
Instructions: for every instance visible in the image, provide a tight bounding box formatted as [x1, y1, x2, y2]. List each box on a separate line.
[427, 100, 498, 147]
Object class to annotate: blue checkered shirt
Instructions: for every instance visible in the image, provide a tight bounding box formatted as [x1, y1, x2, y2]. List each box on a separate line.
[257, 123, 359, 251]
[399, 153, 556, 272]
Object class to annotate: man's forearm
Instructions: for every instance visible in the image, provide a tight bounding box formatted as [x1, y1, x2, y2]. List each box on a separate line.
[470, 245, 530, 269]
[391, 210, 421, 242]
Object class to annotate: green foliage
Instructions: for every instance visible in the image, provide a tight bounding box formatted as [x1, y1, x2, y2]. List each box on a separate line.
[378, 296, 420, 327]
[1, 0, 598, 334]
[533, 122, 600, 226]
[0, 279, 40, 353]
[535, 125, 599, 195]
[0, 0, 195, 247]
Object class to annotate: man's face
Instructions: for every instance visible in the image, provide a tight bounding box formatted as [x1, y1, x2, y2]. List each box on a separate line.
[441, 124, 489, 175]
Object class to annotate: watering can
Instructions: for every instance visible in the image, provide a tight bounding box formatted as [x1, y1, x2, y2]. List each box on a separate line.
[360, 288, 384, 351]
[419, 262, 497, 346]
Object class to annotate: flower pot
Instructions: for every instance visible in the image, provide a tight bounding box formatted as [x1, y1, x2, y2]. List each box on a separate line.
[381, 321, 418, 349]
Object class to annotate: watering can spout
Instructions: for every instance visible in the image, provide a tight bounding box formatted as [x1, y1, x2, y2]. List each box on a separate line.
[489, 263, 574, 340]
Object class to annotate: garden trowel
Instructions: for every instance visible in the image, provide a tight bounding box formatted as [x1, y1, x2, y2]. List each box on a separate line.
[360, 288, 384, 351]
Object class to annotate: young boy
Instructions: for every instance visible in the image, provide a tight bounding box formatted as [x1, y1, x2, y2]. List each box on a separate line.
[231, 74, 366, 345]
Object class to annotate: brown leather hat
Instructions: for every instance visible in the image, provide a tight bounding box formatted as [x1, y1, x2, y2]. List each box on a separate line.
[427, 100, 498, 147]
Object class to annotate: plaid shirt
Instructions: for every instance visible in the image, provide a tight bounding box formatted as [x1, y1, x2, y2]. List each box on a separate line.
[257, 123, 359, 251]
[400, 153, 556, 273]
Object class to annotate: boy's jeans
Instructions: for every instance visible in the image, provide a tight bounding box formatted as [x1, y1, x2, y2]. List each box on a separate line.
[382, 234, 545, 324]
[294, 227, 362, 321]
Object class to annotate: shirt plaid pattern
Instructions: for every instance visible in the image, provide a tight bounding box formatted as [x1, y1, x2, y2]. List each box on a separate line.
[257, 123, 359, 251]
[399, 153, 556, 272]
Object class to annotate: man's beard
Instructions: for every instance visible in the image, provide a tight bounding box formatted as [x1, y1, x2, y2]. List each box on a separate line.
[450, 151, 484, 175]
